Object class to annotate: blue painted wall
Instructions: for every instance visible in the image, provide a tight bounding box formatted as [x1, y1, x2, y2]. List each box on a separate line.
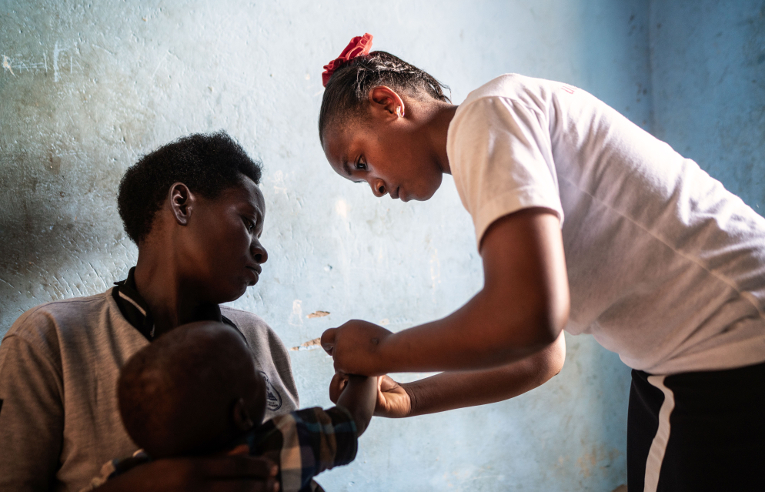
[0, 1, 761, 490]
[649, 0, 765, 211]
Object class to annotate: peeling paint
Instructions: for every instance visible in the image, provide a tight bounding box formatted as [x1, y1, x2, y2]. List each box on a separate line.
[290, 337, 321, 351]
[306, 310, 329, 318]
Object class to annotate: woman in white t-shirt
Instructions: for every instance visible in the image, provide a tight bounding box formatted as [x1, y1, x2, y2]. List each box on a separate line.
[317, 34, 765, 491]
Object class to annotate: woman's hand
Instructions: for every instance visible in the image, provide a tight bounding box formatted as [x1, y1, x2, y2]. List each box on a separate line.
[330, 372, 412, 419]
[94, 455, 279, 492]
[321, 320, 393, 375]
[373, 375, 413, 418]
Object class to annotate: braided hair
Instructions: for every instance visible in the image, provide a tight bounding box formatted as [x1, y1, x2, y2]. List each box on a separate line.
[319, 51, 450, 143]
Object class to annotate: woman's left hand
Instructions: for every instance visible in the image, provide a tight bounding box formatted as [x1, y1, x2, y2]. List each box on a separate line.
[321, 320, 393, 375]
[330, 372, 412, 419]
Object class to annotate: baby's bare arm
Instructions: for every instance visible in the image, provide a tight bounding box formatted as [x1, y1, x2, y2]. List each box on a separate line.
[335, 375, 377, 436]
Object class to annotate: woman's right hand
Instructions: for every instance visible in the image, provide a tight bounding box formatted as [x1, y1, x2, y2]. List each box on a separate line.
[330, 372, 412, 419]
[94, 454, 279, 492]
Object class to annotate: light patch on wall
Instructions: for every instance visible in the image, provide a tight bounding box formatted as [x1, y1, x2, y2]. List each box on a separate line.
[150, 50, 171, 82]
[430, 248, 441, 298]
[271, 170, 288, 197]
[288, 299, 303, 326]
[53, 41, 62, 82]
[2, 55, 15, 76]
[335, 199, 348, 219]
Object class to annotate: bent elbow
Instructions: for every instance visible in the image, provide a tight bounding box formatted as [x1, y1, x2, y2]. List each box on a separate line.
[529, 301, 569, 351]
[536, 331, 566, 385]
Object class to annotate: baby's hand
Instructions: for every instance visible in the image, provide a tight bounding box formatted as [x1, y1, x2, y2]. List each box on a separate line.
[332, 373, 378, 436]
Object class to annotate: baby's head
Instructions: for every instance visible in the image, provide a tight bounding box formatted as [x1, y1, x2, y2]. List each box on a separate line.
[118, 321, 266, 458]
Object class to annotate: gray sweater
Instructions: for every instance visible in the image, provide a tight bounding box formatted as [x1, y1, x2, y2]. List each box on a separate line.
[0, 290, 299, 492]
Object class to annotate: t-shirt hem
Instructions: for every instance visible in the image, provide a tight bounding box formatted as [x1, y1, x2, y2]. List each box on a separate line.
[622, 337, 765, 375]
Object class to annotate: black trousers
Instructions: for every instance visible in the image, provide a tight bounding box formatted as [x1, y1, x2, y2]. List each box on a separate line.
[627, 361, 765, 492]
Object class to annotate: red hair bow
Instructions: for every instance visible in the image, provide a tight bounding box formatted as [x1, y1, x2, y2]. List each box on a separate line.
[322, 33, 374, 87]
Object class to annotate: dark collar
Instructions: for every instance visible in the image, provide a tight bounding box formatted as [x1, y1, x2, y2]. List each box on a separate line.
[113, 267, 237, 341]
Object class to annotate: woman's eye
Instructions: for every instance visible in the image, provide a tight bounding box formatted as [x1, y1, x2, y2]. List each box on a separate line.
[244, 218, 255, 233]
[355, 158, 367, 171]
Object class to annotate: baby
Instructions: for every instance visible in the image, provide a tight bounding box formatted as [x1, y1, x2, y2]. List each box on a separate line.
[89, 321, 376, 492]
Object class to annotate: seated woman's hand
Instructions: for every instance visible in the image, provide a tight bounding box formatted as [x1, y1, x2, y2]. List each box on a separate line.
[330, 372, 412, 419]
[94, 454, 279, 492]
[321, 320, 393, 375]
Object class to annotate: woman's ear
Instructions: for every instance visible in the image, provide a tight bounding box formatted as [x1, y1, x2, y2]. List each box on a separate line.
[168, 182, 194, 226]
[231, 397, 255, 432]
[368, 86, 405, 121]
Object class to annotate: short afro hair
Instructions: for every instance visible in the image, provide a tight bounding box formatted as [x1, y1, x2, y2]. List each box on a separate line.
[118, 131, 263, 244]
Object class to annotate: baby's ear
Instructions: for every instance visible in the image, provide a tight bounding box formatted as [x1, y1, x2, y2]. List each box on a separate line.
[232, 397, 255, 432]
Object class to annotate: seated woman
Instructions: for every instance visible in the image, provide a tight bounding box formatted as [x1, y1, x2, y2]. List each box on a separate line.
[0, 132, 297, 492]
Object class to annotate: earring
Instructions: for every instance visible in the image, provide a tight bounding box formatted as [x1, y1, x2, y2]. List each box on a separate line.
[396, 106, 404, 118]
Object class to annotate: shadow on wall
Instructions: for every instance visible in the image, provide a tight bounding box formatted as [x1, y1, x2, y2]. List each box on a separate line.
[0, 147, 136, 332]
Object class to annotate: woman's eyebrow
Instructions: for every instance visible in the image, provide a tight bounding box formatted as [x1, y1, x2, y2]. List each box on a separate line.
[242, 203, 264, 222]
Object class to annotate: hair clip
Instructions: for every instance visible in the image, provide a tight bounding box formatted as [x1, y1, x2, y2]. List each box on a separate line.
[322, 33, 374, 87]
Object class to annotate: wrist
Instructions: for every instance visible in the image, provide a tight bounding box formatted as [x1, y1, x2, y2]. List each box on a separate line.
[374, 332, 397, 375]
[401, 382, 418, 418]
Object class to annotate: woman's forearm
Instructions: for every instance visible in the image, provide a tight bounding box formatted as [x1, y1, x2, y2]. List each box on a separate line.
[403, 332, 565, 416]
[376, 209, 569, 374]
[322, 210, 569, 377]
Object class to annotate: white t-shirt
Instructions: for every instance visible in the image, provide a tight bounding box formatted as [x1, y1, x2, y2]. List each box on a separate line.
[446, 73, 765, 374]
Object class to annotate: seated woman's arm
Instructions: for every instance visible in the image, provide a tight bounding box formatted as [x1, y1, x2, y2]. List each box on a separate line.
[0, 334, 63, 491]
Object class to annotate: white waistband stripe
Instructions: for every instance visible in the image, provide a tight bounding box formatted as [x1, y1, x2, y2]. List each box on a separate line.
[644, 375, 675, 492]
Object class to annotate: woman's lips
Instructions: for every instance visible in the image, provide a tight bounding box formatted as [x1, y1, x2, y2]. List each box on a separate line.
[246, 266, 261, 283]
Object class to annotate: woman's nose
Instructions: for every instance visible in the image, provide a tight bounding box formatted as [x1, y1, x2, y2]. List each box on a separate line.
[370, 178, 386, 197]
[251, 240, 268, 264]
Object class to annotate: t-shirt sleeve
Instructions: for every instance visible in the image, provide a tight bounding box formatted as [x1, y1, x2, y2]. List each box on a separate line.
[249, 406, 358, 492]
[222, 309, 300, 416]
[0, 319, 65, 491]
[448, 95, 564, 247]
